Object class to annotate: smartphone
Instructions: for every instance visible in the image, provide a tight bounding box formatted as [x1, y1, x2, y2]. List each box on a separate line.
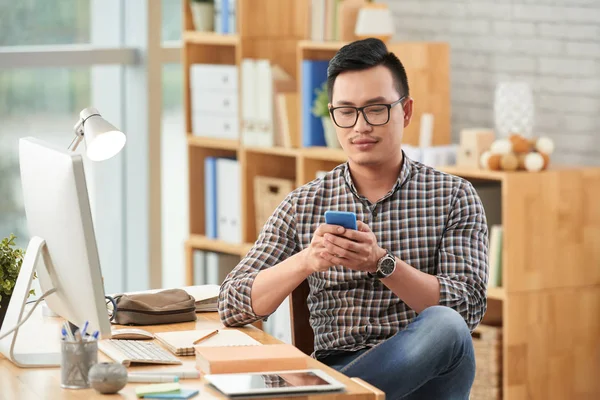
[324, 210, 357, 230]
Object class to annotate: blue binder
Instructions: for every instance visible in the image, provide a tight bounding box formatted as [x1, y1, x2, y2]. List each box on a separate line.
[302, 60, 329, 147]
[204, 157, 218, 238]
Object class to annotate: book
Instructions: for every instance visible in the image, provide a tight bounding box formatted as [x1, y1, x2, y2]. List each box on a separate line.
[154, 329, 262, 357]
[194, 343, 308, 375]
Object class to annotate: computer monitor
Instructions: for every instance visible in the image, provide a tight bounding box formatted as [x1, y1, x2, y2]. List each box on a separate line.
[0, 137, 112, 367]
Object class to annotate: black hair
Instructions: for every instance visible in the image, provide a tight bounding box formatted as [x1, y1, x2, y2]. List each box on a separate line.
[327, 38, 409, 102]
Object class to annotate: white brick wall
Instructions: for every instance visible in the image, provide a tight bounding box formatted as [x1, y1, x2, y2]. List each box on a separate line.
[384, 0, 600, 166]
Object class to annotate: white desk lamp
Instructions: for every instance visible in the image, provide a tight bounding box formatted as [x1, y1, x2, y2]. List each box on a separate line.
[69, 107, 126, 162]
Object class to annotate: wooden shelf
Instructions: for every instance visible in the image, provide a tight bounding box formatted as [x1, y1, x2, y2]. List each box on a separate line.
[439, 166, 507, 181]
[301, 147, 347, 163]
[243, 146, 299, 157]
[298, 40, 346, 51]
[187, 135, 240, 151]
[487, 287, 505, 301]
[183, 31, 240, 46]
[187, 234, 252, 257]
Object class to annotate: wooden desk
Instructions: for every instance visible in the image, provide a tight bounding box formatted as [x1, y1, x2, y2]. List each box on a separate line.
[0, 306, 384, 400]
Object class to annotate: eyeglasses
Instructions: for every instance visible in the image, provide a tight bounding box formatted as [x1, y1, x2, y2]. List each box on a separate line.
[329, 96, 407, 128]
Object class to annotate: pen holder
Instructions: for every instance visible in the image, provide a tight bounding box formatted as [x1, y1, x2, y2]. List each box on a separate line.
[60, 338, 98, 389]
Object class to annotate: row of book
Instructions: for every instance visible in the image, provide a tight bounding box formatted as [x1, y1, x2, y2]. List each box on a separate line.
[310, 0, 366, 42]
[214, 0, 237, 34]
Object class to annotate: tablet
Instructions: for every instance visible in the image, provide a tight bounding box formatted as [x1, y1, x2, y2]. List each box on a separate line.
[204, 369, 346, 398]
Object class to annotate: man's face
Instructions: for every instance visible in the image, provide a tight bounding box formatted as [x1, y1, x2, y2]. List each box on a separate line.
[329, 65, 412, 167]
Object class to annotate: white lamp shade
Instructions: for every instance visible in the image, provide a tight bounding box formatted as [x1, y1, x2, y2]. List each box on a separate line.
[355, 5, 395, 39]
[80, 109, 126, 161]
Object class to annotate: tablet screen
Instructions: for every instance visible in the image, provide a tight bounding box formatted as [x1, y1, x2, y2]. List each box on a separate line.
[260, 371, 330, 388]
[206, 369, 345, 396]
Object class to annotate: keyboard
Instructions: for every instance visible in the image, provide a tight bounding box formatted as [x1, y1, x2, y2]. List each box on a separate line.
[98, 339, 182, 367]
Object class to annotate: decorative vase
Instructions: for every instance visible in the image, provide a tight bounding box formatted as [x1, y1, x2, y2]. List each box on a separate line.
[89, 362, 128, 394]
[321, 117, 340, 149]
[354, 3, 395, 43]
[191, 2, 214, 32]
[494, 82, 534, 139]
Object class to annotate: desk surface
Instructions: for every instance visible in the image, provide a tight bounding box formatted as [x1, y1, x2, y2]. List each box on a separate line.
[0, 307, 384, 400]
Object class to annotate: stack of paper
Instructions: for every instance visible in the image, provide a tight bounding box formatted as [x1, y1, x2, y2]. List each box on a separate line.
[155, 329, 262, 357]
[180, 285, 220, 312]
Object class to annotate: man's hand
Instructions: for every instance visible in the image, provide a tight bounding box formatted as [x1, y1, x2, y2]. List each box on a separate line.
[301, 224, 348, 273]
[321, 221, 386, 273]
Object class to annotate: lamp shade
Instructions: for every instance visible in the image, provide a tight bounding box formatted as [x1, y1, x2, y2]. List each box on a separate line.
[354, 3, 395, 42]
[80, 108, 126, 161]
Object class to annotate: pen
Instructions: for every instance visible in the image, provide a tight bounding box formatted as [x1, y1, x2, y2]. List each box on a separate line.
[193, 329, 219, 345]
[92, 330, 99, 340]
[127, 374, 180, 383]
[80, 320, 89, 338]
[63, 322, 75, 341]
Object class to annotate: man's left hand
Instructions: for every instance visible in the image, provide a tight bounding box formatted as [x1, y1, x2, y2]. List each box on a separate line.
[320, 221, 387, 273]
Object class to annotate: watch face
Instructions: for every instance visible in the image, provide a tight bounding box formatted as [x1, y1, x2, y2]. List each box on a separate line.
[380, 257, 395, 274]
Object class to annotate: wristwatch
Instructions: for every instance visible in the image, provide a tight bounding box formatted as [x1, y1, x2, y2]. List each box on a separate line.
[369, 250, 396, 279]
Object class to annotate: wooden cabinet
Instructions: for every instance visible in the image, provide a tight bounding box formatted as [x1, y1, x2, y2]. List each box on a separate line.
[441, 165, 600, 400]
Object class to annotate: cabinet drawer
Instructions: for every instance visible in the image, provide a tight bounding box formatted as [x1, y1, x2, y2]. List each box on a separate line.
[192, 90, 239, 115]
[190, 64, 238, 91]
[192, 112, 239, 140]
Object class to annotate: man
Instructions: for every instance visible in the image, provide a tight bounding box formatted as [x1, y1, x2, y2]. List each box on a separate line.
[218, 38, 488, 399]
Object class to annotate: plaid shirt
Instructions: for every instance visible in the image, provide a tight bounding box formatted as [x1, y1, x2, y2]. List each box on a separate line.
[218, 153, 489, 359]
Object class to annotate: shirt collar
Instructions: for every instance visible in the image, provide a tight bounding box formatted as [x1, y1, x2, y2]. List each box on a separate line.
[342, 150, 413, 202]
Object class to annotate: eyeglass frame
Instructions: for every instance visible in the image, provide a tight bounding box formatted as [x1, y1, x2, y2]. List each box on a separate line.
[328, 95, 408, 128]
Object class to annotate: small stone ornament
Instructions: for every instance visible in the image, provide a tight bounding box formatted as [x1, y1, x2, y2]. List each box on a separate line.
[89, 362, 128, 394]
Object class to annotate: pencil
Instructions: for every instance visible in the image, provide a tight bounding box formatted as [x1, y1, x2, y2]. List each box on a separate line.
[193, 329, 219, 345]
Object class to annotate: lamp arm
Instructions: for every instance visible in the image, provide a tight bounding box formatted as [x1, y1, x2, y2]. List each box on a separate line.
[69, 118, 85, 152]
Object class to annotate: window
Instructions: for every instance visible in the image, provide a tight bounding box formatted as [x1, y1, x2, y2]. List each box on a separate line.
[0, 0, 183, 294]
[0, 67, 91, 248]
[0, 0, 91, 46]
[162, 0, 183, 43]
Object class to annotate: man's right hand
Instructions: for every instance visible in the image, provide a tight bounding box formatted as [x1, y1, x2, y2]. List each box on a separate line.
[301, 224, 347, 273]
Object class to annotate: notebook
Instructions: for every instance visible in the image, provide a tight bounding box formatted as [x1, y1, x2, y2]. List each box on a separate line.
[142, 388, 199, 399]
[154, 329, 262, 356]
[195, 344, 309, 375]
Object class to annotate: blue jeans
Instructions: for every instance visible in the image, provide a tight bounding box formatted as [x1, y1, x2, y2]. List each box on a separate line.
[319, 306, 476, 400]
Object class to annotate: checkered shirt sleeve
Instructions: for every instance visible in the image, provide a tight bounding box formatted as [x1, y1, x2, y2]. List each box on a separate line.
[437, 180, 489, 331]
[218, 192, 300, 327]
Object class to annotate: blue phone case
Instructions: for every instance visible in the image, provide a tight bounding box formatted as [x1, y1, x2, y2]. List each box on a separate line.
[324, 211, 357, 230]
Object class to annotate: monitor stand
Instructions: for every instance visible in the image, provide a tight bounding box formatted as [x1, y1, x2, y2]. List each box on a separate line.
[0, 236, 60, 368]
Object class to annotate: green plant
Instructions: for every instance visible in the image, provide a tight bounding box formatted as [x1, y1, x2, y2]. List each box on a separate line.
[0, 234, 34, 307]
[311, 82, 330, 118]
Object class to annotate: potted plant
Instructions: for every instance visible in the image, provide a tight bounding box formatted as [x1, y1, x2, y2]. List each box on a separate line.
[312, 82, 340, 149]
[0, 234, 34, 329]
[190, 0, 214, 32]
